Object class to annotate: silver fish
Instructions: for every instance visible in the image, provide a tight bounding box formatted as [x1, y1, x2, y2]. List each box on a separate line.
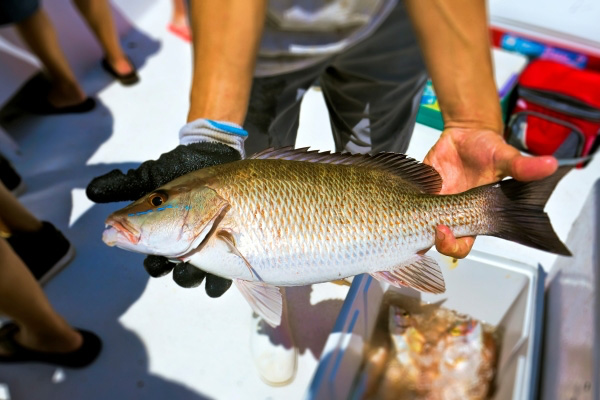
[102, 148, 570, 326]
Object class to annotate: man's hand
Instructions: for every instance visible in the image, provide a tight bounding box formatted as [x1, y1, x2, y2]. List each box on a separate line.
[87, 124, 245, 297]
[87, 141, 241, 203]
[423, 127, 558, 258]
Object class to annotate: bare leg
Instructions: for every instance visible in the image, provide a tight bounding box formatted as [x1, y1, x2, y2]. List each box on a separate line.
[0, 181, 42, 235]
[250, 288, 297, 385]
[172, 0, 188, 26]
[72, 0, 133, 75]
[0, 239, 82, 354]
[15, 8, 87, 108]
[169, 0, 191, 40]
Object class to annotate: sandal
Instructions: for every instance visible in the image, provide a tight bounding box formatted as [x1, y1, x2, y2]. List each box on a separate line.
[29, 97, 96, 115]
[101, 57, 139, 86]
[168, 23, 191, 42]
[0, 323, 102, 368]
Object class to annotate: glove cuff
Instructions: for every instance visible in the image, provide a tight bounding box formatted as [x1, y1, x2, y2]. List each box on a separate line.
[179, 118, 247, 159]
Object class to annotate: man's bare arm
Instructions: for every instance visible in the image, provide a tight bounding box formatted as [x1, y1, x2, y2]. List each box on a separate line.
[187, 0, 267, 124]
[404, 0, 503, 133]
[405, 0, 557, 258]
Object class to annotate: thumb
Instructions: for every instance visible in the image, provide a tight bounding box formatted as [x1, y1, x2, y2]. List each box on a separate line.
[494, 143, 557, 182]
[509, 155, 558, 182]
[86, 168, 145, 203]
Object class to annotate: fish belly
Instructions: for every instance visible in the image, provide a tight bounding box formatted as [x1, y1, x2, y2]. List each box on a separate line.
[187, 216, 436, 286]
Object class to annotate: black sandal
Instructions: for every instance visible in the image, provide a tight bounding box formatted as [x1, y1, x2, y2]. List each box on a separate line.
[0, 323, 102, 368]
[101, 57, 139, 86]
[29, 97, 96, 115]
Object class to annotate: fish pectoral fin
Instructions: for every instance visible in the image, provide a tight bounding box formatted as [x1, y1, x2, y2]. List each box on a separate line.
[234, 279, 282, 327]
[370, 254, 446, 294]
[217, 230, 256, 278]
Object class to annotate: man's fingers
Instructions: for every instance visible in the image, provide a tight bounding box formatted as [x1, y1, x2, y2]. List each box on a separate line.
[173, 263, 207, 288]
[87, 169, 142, 203]
[144, 255, 175, 277]
[144, 256, 231, 297]
[205, 274, 232, 298]
[86, 142, 242, 203]
[434, 225, 474, 259]
[509, 155, 558, 181]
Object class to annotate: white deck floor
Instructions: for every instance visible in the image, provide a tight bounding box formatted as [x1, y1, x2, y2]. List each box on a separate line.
[0, 1, 598, 399]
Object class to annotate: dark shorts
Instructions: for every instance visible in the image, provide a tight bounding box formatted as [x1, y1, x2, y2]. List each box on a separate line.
[243, 2, 427, 156]
[0, 0, 39, 26]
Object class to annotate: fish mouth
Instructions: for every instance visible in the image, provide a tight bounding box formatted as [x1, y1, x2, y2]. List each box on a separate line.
[103, 217, 140, 246]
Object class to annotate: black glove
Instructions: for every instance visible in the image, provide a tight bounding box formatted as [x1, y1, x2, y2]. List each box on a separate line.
[88, 142, 241, 297]
[144, 256, 232, 297]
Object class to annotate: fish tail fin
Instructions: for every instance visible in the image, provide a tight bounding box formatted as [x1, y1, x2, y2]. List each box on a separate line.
[489, 167, 571, 256]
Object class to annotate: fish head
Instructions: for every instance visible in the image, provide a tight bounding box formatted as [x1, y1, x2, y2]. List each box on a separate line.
[103, 179, 229, 258]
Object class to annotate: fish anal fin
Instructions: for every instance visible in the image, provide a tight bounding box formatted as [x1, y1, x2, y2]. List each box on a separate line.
[371, 254, 446, 294]
[234, 280, 282, 327]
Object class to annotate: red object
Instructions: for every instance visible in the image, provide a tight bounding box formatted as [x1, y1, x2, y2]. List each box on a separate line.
[510, 60, 600, 158]
[168, 23, 191, 42]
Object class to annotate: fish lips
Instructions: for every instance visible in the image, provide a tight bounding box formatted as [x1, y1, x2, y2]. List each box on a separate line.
[103, 217, 141, 248]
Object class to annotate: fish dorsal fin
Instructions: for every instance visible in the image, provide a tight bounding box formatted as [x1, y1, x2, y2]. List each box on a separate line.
[250, 146, 442, 194]
[371, 254, 446, 294]
[234, 279, 282, 327]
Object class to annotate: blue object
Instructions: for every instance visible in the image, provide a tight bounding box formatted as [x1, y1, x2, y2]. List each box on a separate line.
[500, 34, 587, 68]
[207, 120, 248, 137]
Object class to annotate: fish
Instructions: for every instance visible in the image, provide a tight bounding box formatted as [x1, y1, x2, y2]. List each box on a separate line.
[102, 147, 571, 326]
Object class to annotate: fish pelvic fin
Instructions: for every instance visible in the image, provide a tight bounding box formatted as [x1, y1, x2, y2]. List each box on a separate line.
[489, 167, 572, 256]
[371, 254, 446, 294]
[235, 280, 282, 327]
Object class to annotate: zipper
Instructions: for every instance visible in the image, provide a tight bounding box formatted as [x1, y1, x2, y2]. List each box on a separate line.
[519, 87, 600, 121]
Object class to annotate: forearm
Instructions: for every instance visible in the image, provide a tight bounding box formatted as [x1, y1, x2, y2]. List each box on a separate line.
[187, 0, 267, 124]
[405, 0, 503, 133]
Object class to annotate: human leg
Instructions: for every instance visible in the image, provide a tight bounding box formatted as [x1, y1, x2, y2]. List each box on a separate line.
[14, 7, 87, 108]
[320, 2, 428, 154]
[243, 61, 327, 155]
[250, 289, 297, 385]
[243, 64, 330, 385]
[0, 182, 74, 284]
[72, 0, 134, 76]
[0, 239, 101, 368]
[0, 239, 81, 355]
[0, 153, 26, 197]
[0, 179, 41, 235]
[168, 0, 191, 42]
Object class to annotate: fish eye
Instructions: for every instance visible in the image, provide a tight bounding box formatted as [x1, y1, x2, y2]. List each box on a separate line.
[148, 191, 168, 207]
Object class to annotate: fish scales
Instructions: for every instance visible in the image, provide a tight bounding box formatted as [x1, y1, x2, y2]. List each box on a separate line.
[202, 158, 492, 283]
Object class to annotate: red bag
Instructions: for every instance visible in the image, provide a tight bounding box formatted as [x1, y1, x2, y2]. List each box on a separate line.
[506, 60, 600, 166]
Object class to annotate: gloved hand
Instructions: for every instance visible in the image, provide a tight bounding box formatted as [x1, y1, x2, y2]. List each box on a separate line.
[87, 118, 247, 297]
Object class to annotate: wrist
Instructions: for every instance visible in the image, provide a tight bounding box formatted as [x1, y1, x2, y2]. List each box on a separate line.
[179, 118, 247, 158]
[443, 118, 504, 136]
[439, 87, 504, 135]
